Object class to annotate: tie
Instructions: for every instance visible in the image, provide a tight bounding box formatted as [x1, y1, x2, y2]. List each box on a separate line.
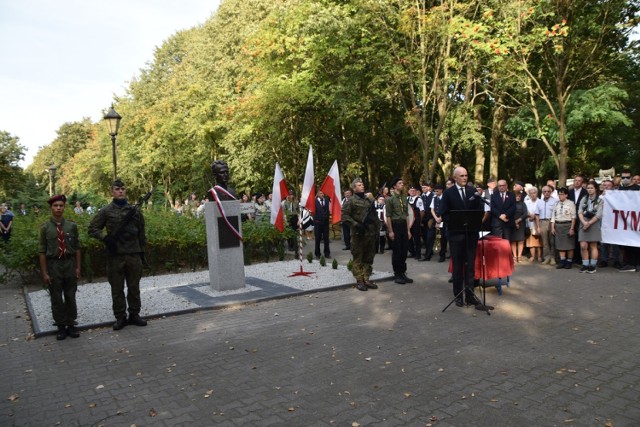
[459, 187, 465, 201]
[501, 192, 505, 202]
[56, 223, 66, 259]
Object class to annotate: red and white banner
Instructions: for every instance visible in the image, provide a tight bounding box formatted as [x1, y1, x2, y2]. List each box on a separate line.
[319, 160, 342, 224]
[299, 146, 316, 215]
[270, 163, 289, 232]
[601, 190, 640, 247]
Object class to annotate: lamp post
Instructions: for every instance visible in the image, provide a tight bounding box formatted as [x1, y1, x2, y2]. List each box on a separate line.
[48, 164, 57, 196]
[103, 104, 122, 180]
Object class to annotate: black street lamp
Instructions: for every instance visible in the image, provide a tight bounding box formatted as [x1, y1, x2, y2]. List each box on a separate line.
[48, 164, 57, 196]
[103, 104, 122, 180]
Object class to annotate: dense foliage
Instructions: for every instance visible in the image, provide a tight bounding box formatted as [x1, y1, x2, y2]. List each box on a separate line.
[4, 0, 640, 207]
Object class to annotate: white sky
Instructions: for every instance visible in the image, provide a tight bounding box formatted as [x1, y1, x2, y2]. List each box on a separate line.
[0, 0, 221, 167]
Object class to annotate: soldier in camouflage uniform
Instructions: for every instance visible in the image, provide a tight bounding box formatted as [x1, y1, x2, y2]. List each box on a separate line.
[39, 195, 81, 340]
[341, 178, 379, 291]
[88, 179, 147, 331]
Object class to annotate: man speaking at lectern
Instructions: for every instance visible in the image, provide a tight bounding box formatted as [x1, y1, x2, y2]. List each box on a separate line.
[439, 166, 484, 308]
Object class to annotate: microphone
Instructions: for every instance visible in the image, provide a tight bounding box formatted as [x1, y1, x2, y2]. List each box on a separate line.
[471, 192, 490, 205]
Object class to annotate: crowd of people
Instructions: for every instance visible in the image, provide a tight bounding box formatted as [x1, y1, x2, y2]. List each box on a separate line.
[335, 171, 640, 284]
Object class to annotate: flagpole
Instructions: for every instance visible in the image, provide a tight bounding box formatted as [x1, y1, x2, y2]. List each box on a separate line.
[289, 202, 314, 277]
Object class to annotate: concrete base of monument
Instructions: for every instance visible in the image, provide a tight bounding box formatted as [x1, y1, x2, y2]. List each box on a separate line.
[25, 259, 393, 337]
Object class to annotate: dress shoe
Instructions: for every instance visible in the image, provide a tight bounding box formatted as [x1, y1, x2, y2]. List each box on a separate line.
[419, 257, 430, 262]
[66, 325, 80, 338]
[465, 294, 479, 306]
[597, 261, 608, 268]
[56, 326, 66, 341]
[438, 257, 446, 263]
[394, 275, 406, 285]
[128, 314, 148, 327]
[564, 261, 572, 269]
[555, 261, 566, 269]
[455, 297, 464, 307]
[343, 246, 351, 250]
[355, 281, 368, 291]
[448, 277, 453, 283]
[113, 317, 127, 331]
[325, 254, 331, 259]
[401, 273, 414, 283]
[364, 280, 378, 289]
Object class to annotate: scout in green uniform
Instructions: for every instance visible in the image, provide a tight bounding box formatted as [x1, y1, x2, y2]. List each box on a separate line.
[341, 178, 379, 291]
[385, 177, 414, 284]
[38, 195, 81, 340]
[88, 179, 147, 331]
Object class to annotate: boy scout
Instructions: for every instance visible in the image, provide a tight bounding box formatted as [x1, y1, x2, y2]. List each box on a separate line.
[38, 195, 81, 340]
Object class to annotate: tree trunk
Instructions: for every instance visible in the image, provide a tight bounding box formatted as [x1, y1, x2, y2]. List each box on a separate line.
[489, 100, 505, 180]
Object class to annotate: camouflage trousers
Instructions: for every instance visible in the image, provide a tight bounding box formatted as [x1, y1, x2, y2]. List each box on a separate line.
[350, 233, 376, 281]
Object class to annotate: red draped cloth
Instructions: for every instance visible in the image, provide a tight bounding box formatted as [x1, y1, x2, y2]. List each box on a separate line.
[448, 236, 514, 280]
[475, 236, 514, 280]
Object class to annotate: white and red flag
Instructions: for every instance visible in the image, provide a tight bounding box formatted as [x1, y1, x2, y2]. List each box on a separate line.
[270, 162, 289, 232]
[320, 160, 342, 224]
[299, 146, 316, 215]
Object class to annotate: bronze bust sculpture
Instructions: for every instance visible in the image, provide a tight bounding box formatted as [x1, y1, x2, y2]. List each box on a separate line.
[210, 160, 237, 200]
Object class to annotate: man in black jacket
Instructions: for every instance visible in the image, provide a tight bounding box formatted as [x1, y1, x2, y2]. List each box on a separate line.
[440, 167, 485, 308]
[314, 190, 331, 259]
[490, 179, 516, 240]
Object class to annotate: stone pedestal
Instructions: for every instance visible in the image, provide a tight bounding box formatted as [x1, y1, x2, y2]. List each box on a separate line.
[204, 201, 245, 291]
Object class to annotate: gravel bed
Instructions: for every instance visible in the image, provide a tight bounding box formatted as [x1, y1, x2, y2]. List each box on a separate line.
[26, 260, 392, 334]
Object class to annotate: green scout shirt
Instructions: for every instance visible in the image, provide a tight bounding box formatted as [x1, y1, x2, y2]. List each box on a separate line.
[38, 218, 79, 258]
[386, 192, 408, 221]
[341, 193, 379, 236]
[88, 202, 146, 254]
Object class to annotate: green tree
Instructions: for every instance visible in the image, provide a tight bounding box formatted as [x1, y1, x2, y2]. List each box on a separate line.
[0, 131, 26, 199]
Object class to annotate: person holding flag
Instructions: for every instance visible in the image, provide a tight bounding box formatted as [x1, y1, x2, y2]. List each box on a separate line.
[341, 178, 380, 291]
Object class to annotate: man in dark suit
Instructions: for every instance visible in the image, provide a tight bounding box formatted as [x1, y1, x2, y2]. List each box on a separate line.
[568, 175, 587, 207]
[439, 166, 485, 309]
[490, 179, 516, 240]
[314, 190, 331, 259]
[568, 175, 587, 264]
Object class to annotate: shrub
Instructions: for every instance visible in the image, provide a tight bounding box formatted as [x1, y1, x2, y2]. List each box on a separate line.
[0, 206, 295, 285]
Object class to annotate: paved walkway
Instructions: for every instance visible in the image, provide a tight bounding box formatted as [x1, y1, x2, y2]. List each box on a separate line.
[1, 239, 639, 426]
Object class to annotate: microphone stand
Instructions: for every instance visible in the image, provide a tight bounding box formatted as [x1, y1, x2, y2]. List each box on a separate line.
[473, 194, 495, 312]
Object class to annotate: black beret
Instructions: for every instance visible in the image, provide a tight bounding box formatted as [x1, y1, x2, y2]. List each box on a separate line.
[389, 177, 402, 188]
[47, 195, 67, 205]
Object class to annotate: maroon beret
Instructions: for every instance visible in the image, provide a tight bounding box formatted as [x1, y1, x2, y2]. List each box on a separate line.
[47, 195, 67, 205]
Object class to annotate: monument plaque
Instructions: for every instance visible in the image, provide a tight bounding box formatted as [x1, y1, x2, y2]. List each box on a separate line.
[217, 216, 241, 248]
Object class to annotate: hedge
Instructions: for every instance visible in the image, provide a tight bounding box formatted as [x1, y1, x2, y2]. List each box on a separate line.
[0, 207, 297, 285]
